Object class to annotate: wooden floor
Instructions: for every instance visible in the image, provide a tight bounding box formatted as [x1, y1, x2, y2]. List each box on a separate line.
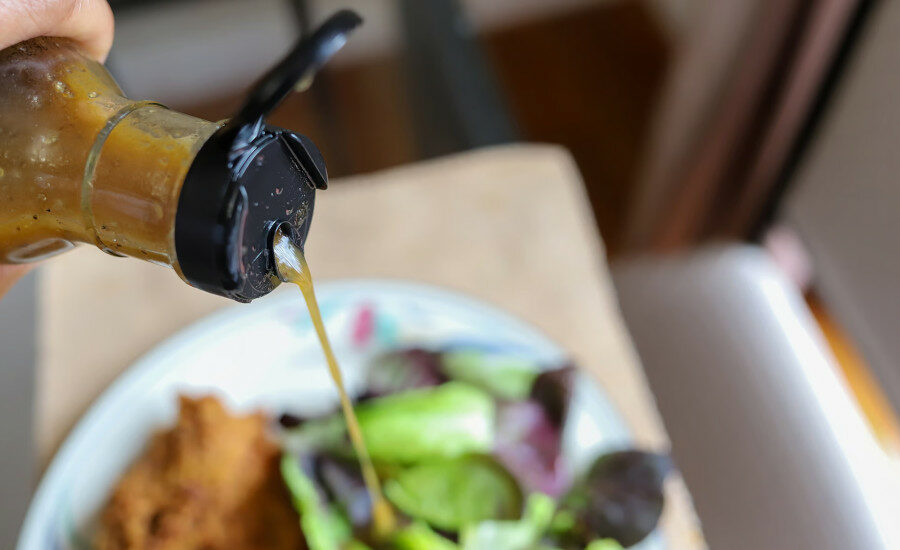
[180, 1, 669, 257]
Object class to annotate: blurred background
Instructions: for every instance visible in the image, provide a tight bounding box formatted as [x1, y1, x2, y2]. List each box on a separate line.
[105, 0, 900, 536]
[102, 0, 898, 458]
[6, 0, 900, 547]
[105, 0, 669, 252]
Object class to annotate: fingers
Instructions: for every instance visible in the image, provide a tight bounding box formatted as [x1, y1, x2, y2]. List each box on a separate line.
[0, 0, 115, 62]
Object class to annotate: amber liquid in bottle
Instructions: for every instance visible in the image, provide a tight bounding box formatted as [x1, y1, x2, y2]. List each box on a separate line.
[0, 37, 218, 269]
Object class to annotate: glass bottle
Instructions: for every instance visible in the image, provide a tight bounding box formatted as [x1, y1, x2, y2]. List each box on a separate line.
[0, 11, 361, 302]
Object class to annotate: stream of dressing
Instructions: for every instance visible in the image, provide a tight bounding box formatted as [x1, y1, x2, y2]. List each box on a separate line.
[273, 231, 395, 539]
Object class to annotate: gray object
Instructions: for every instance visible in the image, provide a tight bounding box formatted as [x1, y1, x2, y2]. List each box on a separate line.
[0, 270, 36, 548]
[614, 246, 900, 549]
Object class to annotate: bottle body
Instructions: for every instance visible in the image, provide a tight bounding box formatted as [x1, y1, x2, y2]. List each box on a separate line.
[0, 37, 218, 267]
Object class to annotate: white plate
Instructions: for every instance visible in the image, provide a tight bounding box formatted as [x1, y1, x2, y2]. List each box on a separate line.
[18, 279, 662, 549]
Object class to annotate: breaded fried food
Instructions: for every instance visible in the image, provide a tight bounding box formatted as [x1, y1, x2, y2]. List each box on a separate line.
[94, 395, 305, 549]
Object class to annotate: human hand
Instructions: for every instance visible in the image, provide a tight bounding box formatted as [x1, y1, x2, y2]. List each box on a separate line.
[0, 0, 114, 61]
[0, 0, 113, 300]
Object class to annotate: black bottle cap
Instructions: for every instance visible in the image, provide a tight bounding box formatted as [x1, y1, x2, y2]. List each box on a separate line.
[175, 10, 361, 302]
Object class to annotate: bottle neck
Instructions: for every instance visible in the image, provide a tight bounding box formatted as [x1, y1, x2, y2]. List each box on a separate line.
[85, 103, 218, 267]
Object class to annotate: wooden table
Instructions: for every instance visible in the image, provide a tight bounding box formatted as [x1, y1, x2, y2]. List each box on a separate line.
[38, 144, 704, 547]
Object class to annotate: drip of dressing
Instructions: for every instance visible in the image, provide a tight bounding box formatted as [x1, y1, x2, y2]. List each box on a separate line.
[273, 230, 395, 539]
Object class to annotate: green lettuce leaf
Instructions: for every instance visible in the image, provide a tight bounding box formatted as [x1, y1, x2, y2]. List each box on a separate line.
[441, 350, 538, 401]
[585, 540, 624, 550]
[356, 382, 495, 463]
[391, 522, 458, 550]
[280, 454, 353, 550]
[460, 493, 554, 550]
[285, 382, 496, 464]
[384, 455, 523, 531]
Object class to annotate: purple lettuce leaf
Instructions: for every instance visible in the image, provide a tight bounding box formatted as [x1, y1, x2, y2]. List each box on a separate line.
[530, 364, 575, 428]
[558, 450, 673, 547]
[494, 401, 570, 497]
[362, 348, 448, 400]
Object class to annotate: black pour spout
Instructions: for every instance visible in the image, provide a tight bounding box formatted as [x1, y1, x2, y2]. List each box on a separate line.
[174, 10, 361, 302]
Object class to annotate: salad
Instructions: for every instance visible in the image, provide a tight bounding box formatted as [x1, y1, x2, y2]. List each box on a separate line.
[276, 347, 673, 549]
